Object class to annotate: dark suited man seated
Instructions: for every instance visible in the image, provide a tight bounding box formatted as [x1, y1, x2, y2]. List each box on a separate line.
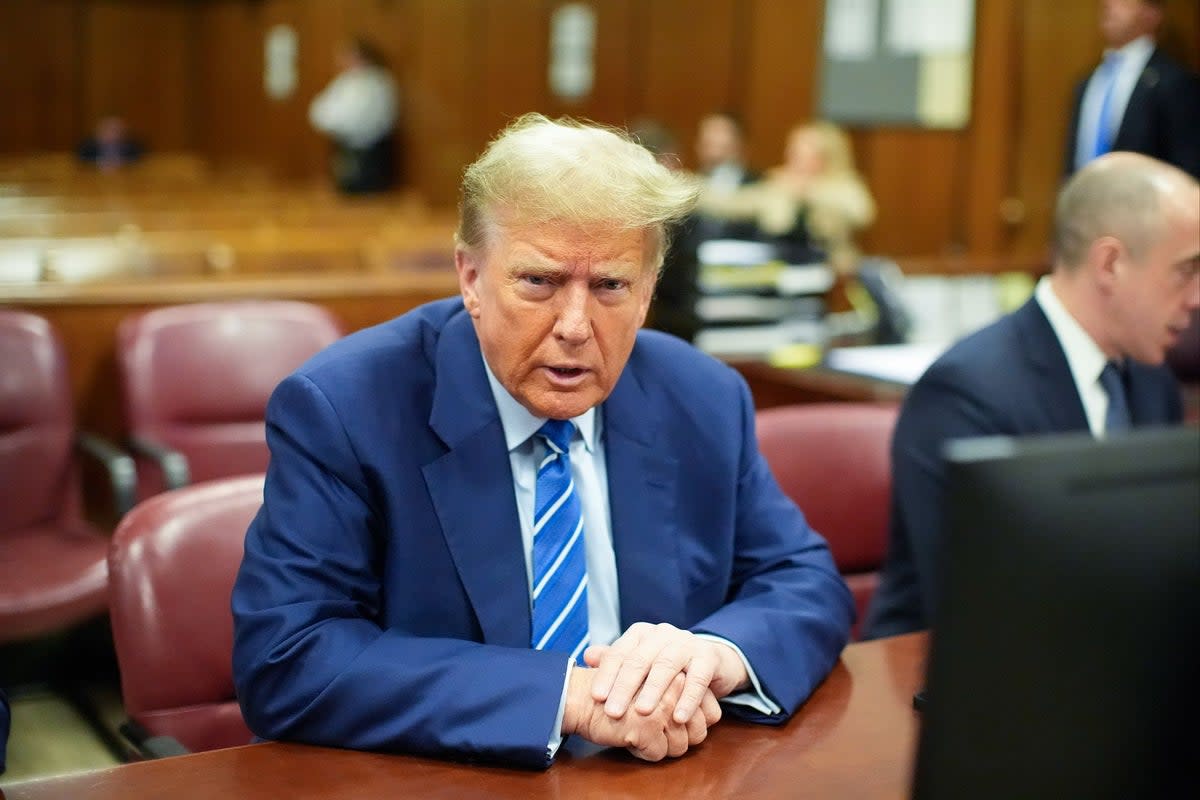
[865, 152, 1199, 640]
[76, 115, 145, 170]
[231, 114, 854, 767]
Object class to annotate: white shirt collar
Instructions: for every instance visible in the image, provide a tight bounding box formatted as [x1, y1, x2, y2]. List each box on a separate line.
[1106, 34, 1155, 65]
[1035, 276, 1111, 389]
[480, 355, 599, 453]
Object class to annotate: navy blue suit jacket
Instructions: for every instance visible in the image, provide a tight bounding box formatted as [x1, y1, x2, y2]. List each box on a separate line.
[232, 297, 853, 768]
[864, 297, 1183, 640]
[1065, 47, 1200, 178]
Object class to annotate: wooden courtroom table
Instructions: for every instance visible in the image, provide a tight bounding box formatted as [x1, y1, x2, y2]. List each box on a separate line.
[0, 633, 927, 800]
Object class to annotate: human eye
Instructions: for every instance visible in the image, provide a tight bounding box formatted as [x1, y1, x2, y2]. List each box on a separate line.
[595, 277, 629, 293]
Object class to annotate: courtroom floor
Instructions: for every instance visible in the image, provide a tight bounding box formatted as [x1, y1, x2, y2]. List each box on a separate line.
[1, 623, 129, 785]
[0, 684, 124, 784]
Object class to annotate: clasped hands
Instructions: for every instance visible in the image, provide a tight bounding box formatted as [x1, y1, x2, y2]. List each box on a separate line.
[561, 622, 750, 761]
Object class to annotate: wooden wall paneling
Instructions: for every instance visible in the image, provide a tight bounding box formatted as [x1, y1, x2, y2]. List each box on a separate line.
[82, 0, 196, 151]
[1009, 0, 1100, 259]
[856, 129, 963, 257]
[635, 0, 740, 163]
[194, 1, 269, 165]
[958, 0, 1019, 257]
[0, 1, 81, 153]
[551, 0, 638, 128]
[740, 0, 824, 173]
[406, 0, 476, 207]
[477, 0, 549, 146]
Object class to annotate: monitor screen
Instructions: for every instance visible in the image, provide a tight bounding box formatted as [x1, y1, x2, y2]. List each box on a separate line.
[912, 426, 1200, 800]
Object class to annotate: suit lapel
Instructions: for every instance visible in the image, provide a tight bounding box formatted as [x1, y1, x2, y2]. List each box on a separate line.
[602, 353, 686, 630]
[1114, 51, 1160, 149]
[421, 310, 530, 648]
[1013, 298, 1090, 432]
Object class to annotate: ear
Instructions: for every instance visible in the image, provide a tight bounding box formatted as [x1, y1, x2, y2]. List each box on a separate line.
[1088, 236, 1124, 293]
[456, 246, 483, 319]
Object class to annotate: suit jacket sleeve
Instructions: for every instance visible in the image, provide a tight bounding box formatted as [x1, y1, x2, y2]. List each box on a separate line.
[688, 377, 855, 722]
[889, 365, 1007, 628]
[232, 374, 571, 769]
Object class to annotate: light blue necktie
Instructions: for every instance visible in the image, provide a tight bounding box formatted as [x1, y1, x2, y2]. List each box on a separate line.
[1090, 53, 1124, 161]
[1099, 361, 1131, 433]
[531, 419, 590, 665]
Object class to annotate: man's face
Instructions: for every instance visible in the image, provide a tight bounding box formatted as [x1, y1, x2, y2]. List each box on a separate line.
[1099, 0, 1160, 48]
[457, 220, 655, 420]
[1107, 197, 1200, 364]
[696, 116, 741, 172]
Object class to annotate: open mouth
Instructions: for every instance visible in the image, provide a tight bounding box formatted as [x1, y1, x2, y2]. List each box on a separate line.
[548, 366, 586, 378]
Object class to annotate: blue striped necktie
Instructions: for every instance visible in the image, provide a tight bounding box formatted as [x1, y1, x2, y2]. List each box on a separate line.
[531, 419, 590, 665]
[1099, 361, 1131, 433]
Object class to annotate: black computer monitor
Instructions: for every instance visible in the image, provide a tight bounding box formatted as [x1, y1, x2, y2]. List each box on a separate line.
[912, 426, 1200, 800]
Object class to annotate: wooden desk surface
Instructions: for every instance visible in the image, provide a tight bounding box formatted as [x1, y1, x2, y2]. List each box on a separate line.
[0, 633, 926, 800]
[731, 360, 910, 408]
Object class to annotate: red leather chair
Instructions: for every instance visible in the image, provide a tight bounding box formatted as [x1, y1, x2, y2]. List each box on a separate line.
[108, 474, 263, 754]
[0, 310, 135, 644]
[116, 301, 342, 497]
[756, 403, 899, 640]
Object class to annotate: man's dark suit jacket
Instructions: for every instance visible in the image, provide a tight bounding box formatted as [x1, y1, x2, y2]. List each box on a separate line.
[232, 297, 854, 768]
[1065, 47, 1200, 178]
[863, 297, 1183, 640]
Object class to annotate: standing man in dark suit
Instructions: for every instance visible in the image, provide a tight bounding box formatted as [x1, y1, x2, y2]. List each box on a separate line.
[1065, 0, 1200, 178]
[865, 153, 1199, 639]
[232, 114, 853, 767]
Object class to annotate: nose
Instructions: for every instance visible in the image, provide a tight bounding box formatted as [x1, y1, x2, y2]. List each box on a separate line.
[553, 283, 592, 345]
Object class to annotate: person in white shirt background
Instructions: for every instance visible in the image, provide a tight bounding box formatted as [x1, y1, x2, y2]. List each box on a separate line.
[309, 36, 400, 194]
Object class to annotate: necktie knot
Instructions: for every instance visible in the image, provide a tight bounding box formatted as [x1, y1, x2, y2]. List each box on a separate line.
[538, 419, 575, 455]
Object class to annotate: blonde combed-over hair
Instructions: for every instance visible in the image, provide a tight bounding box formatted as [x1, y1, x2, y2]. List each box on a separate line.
[457, 113, 700, 274]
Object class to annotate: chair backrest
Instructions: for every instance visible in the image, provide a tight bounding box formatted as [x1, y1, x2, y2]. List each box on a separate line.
[117, 301, 342, 488]
[756, 403, 899, 639]
[108, 474, 263, 752]
[0, 310, 77, 531]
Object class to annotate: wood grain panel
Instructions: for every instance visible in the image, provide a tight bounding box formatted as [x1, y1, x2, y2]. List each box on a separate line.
[406, 0, 475, 207]
[0, 1, 81, 152]
[636, 0, 740, 161]
[552, 0, 638, 127]
[478, 0, 548, 143]
[194, 1, 268, 164]
[856, 130, 962, 257]
[740, 0, 824, 173]
[82, 0, 196, 151]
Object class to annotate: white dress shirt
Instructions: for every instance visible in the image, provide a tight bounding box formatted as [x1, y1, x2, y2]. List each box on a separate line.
[1034, 277, 1118, 437]
[480, 358, 779, 756]
[1075, 35, 1157, 171]
[308, 66, 398, 149]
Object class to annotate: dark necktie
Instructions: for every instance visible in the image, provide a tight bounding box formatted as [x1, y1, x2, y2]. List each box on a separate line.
[530, 419, 589, 664]
[1099, 361, 1131, 433]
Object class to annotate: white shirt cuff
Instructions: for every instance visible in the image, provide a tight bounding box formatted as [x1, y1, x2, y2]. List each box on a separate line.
[694, 633, 783, 716]
[546, 657, 574, 760]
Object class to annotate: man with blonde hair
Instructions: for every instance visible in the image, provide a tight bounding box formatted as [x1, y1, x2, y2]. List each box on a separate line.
[233, 114, 853, 767]
[866, 152, 1199, 639]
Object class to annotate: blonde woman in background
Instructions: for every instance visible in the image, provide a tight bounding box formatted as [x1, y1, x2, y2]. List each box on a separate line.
[700, 121, 875, 272]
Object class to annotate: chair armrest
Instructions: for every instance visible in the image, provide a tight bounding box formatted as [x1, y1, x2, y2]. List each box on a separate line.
[119, 719, 192, 760]
[75, 432, 138, 518]
[127, 436, 191, 491]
